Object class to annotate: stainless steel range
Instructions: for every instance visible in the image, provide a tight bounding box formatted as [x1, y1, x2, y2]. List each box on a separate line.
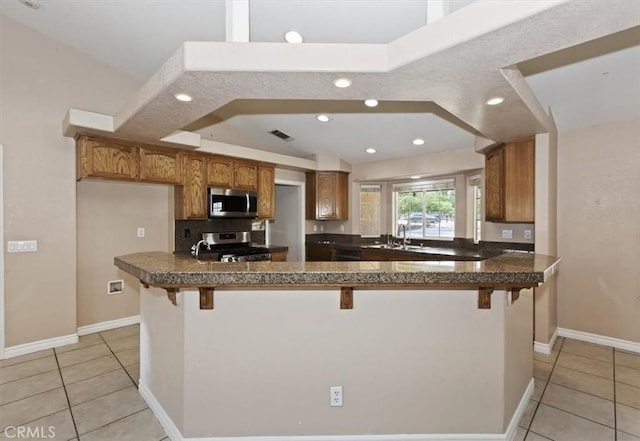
[190, 231, 271, 262]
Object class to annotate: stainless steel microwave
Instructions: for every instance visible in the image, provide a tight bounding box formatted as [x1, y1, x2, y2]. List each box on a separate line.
[208, 188, 258, 218]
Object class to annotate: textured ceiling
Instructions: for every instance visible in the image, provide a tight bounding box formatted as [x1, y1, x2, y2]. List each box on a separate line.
[4, 0, 639, 166]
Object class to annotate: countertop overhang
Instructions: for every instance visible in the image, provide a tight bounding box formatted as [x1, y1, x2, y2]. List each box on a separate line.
[115, 251, 560, 289]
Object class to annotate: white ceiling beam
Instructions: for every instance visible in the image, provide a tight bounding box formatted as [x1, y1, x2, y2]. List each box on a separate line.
[225, 0, 250, 42]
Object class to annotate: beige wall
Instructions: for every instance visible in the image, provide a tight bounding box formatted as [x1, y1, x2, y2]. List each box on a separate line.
[76, 181, 172, 328]
[141, 287, 532, 437]
[557, 119, 640, 343]
[0, 16, 141, 346]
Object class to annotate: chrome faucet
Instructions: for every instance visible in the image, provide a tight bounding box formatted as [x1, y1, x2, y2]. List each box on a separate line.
[398, 224, 407, 249]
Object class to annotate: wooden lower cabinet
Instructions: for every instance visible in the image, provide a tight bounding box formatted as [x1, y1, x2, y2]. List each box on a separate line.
[270, 250, 287, 262]
[361, 248, 440, 261]
[306, 244, 333, 261]
[76, 135, 138, 181]
[258, 166, 275, 219]
[175, 153, 207, 220]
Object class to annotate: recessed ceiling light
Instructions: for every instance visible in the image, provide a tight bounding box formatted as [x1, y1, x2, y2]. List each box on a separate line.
[284, 30, 303, 44]
[486, 97, 504, 106]
[17, 0, 40, 9]
[316, 114, 330, 122]
[333, 78, 352, 88]
[412, 138, 425, 146]
[174, 93, 193, 102]
[411, 175, 421, 179]
[365, 148, 376, 154]
[364, 99, 378, 107]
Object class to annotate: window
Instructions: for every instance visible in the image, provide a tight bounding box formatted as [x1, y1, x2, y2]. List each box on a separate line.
[469, 175, 482, 243]
[393, 179, 455, 239]
[359, 184, 381, 237]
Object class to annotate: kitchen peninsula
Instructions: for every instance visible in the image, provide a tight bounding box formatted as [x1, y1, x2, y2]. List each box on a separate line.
[116, 251, 559, 441]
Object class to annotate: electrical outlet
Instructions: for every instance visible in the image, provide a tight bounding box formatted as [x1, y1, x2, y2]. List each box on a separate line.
[340, 225, 345, 232]
[502, 229, 513, 239]
[320, 224, 325, 232]
[137, 227, 145, 238]
[313, 225, 318, 232]
[330, 386, 343, 407]
[524, 230, 532, 240]
[107, 280, 124, 295]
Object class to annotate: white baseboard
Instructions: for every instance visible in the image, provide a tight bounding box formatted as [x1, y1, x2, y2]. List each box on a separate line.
[558, 328, 640, 354]
[3, 333, 78, 359]
[77, 315, 140, 336]
[139, 380, 530, 441]
[534, 328, 558, 355]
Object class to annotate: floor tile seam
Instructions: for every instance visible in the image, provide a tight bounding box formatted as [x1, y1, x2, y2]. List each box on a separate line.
[554, 363, 616, 382]
[61, 365, 123, 386]
[560, 348, 613, 363]
[527, 339, 565, 432]
[0, 383, 65, 408]
[614, 378, 640, 389]
[70, 384, 144, 412]
[58, 352, 117, 370]
[0, 366, 60, 386]
[0, 406, 71, 434]
[563, 338, 614, 350]
[546, 378, 614, 402]
[123, 366, 139, 388]
[55, 341, 105, 356]
[526, 429, 553, 440]
[615, 362, 640, 373]
[75, 408, 150, 439]
[100, 332, 140, 344]
[618, 428, 640, 439]
[69, 383, 135, 408]
[537, 402, 616, 430]
[74, 404, 150, 436]
[616, 399, 640, 412]
[53, 347, 81, 440]
[99, 333, 139, 388]
[0, 352, 53, 368]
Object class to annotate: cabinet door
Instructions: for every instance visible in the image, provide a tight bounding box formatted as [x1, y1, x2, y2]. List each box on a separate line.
[139, 147, 181, 184]
[175, 154, 207, 220]
[234, 161, 258, 191]
[257, 166, 275, 219]
[485, 146, 505, 221]
[206, 157, 233, 188]
[504, 138, 535, 222]
[316, 173, 338, 219]
[305, 245, 332, 261]
[76, 135, 138, 181]
[270, 251, 287, 262]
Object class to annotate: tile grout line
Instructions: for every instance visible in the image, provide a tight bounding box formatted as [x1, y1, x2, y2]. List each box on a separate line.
[97, 332, 139, 388]
[77, 408, 154, 439]
[525, 338, 565, 432]
[0, 382, 62, 408]
[0, 351, 54, 368]
[0, 366, 60, 387]
[52, 348, 81, 441]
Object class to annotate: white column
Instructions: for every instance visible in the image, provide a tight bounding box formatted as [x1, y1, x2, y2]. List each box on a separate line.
[225, 0, 250, 42]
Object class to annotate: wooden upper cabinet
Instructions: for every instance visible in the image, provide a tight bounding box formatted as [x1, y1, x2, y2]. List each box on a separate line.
[76, 135, 138, 181]
[257, 166, 275, 219]
[485, 146, 505, 221]
[306, 171, 349, 220]
[139, 146, 182, 185]
[233, 161, 258, 191]
[484, 137, 535, 223]
[206, 156, 234, 188]
[175, 153, 207, 220]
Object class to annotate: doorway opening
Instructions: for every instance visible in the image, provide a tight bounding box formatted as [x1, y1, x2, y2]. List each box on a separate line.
[270, 180, 305, 261]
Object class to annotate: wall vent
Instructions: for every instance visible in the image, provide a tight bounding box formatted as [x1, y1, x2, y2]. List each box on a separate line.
[269, 130, 294, 141]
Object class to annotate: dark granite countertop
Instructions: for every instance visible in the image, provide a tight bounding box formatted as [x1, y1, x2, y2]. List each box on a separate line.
[115, 251, 560, 288]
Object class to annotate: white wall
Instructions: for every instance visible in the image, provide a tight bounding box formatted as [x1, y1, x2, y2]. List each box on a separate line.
[272, 184, 303, 261]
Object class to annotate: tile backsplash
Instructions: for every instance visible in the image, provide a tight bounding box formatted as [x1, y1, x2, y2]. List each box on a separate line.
[175, 219, 265, 253]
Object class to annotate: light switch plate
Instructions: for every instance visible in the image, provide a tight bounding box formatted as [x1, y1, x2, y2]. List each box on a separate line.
[524, 230, 532, 240]
[501, 230, 513, 239]
[8, 240, 38, 253]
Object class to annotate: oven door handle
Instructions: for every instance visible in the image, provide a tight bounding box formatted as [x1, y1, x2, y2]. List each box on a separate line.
[246, 193, 250, 213]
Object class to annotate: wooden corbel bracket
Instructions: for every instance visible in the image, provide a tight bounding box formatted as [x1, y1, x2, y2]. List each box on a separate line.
[166, 288, 177, 306]
[199, 288, 214, 310]
[478, 287, 494, 309]
[340, 287, 354, 310]
[510, 288, 522, 304]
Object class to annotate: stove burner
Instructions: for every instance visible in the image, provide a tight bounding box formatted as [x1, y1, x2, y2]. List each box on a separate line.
[190, 232, 271, 262]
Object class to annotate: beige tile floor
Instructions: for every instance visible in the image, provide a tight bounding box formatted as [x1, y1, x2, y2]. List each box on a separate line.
[0, 325, 167, 441]
[1, 327, 639, 441]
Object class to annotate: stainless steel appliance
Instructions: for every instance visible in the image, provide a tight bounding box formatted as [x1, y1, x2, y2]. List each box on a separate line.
[190, 231, 271, 262]
[208, 188, 258, 218]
